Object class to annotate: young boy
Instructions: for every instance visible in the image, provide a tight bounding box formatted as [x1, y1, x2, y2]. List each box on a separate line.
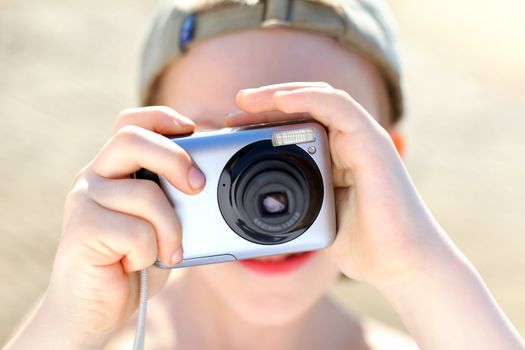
[5, 0, 524, 349]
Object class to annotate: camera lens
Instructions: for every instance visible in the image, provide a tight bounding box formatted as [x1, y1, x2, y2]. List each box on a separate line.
[261, 192, 288, 215]
[217, 139, 324, 245]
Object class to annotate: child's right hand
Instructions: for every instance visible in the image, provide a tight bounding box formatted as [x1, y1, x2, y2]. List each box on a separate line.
[7, 107, 205, 348]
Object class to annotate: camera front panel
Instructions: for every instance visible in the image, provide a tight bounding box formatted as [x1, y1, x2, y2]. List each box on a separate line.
[156, 121, 336, 267]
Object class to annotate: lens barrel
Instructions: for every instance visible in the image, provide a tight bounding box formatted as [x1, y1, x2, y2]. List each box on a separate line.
[217, 140, 323, 245]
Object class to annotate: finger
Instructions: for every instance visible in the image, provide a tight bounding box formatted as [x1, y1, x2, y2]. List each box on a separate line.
[226, 81, 333, 126]
[113, 106, 195, 135]
[65, 193, 159, 272]
[91, 125, 205, 194]
[237, 86, 378, 135]
[85, 175, 182, 266]
[235, 81, 333, 113]
[224, 110, 312, 127]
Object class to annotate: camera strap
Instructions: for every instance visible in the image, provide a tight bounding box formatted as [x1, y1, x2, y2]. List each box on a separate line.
[133, 268, 149, 350]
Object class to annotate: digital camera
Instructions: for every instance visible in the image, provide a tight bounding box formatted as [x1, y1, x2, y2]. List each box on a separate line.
[136, 120, 336, 268]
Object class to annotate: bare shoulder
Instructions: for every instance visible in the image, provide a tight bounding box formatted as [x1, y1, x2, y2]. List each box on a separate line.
[359, 317, 419, 350]
[322, 297, 418, 350]
[104, 278, 419, 350]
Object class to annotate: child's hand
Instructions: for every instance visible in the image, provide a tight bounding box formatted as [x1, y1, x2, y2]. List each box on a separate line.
[227, 82, 525, 350]
[12, 107, 205, 348]
[227, 82, 453, 290]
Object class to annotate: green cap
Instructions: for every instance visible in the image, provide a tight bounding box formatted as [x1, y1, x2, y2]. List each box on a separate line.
[140, 0, 403, 122]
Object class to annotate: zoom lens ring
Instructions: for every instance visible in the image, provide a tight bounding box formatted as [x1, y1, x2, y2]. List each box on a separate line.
[217, 140, 324, 245]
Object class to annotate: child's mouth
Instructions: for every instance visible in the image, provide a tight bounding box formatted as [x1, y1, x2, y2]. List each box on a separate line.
[237, 251, 315, 274]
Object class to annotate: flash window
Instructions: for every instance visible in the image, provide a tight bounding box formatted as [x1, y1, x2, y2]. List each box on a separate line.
[272, 128, 316, 146]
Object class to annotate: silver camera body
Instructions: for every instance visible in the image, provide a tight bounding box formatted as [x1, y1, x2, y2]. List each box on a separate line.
[137, 121, 336, 268]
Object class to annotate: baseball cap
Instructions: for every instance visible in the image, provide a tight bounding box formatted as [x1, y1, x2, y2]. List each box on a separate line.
[139, 0, 404, 123]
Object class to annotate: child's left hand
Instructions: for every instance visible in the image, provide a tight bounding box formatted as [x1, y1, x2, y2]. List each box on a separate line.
[227, 82, 525, 350]
[6, 82, 522, 350]
[226, 81, 453, 292]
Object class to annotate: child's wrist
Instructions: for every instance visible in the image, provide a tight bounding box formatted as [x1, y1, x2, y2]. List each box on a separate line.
[372, 246, 525, 349]
[353, 223, 464, 297]
[375, 243, 470, 302]
[41, 293, 113, 348]
[6, 292, 112, 350]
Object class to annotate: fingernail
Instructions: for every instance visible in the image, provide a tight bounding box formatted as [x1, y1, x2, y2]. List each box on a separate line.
[171, 247, 183, 265]
[239, 88, 256, 95]
[175, 114, 194, 127]
[225, 110, 244, 119]
[188, 166, 205, 190]
[273, 91, 290, 97]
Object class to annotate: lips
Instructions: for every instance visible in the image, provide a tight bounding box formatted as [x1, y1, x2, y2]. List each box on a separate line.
[238, 251, 315, 274]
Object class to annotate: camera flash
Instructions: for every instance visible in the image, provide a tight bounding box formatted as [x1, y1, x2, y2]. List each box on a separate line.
[272, 128, 316, 147]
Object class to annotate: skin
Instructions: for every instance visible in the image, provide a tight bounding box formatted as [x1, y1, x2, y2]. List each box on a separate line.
[4, 28, 524, 350]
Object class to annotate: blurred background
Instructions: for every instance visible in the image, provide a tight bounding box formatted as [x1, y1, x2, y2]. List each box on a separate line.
[1, 0, 524, 344]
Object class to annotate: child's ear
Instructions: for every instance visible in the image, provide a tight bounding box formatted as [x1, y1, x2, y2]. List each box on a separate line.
[389, 130, 405, 158]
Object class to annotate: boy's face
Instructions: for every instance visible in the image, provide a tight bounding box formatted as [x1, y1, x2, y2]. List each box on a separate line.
[153, 28, 392, 325]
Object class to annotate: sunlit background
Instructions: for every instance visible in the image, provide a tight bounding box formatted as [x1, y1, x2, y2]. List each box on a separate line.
[1, 0, 524, 344]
